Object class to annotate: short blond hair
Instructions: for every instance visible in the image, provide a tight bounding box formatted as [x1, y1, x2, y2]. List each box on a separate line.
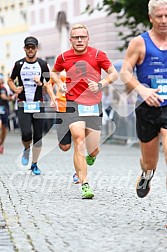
[70, 24, 89, 37]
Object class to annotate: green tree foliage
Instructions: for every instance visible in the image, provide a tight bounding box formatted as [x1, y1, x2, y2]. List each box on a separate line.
[85, 0, 151, 50]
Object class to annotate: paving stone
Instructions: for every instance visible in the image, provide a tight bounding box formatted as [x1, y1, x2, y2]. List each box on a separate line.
[0, 132, 167, 251]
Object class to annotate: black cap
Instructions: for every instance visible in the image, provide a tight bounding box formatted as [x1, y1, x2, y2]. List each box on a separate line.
[24, 36, 38, 46]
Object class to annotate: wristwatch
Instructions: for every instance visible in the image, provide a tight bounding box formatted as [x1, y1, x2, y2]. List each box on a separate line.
[98, 82, 103, 91]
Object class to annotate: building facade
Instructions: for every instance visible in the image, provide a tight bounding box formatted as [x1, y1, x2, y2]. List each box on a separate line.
[0, 0, 28, 80]
[0, 0, 125, 81]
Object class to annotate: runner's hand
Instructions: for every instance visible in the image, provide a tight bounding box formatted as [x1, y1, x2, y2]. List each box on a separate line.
[88, 79, 99, 93]
[33, 76, 43, 86]
[140, 87, 164, 107]
[59, 82, 67, 93]
[50, 95, 57, 107]
[14, 86, 23, 94]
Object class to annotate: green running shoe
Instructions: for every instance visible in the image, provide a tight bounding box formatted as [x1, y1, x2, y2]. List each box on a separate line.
[86, 155, 96, 166]
[82, 183, 94, 199]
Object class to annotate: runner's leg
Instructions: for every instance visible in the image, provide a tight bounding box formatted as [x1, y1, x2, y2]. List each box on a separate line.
[85, 128, 101, 157]
[32, 115, 44, 164]
[70, 121, 87, 184]
[140, 136, 159, 171]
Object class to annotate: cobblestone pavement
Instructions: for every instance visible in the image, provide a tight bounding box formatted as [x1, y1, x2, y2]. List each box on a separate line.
[0, 131, 167, 252]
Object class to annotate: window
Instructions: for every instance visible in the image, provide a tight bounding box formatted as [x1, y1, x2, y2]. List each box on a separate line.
[6, 43, 10, 58]
[49, 5, 55, 22]
[30, 11, 36, 25]
[73, 0, 80, 16]
[39, 8, 45, 23]
[28, 0, 34, 4]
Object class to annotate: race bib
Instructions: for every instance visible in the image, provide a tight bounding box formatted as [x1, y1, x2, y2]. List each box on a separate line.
[78, 104, 99, 116]
[23, 101, 40, 113]
[0, 106, 5, 114]
[151, 78, 167, 99]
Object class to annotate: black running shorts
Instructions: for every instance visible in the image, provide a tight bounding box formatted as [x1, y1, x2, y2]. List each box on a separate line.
[135, 102, 167, 142]
[56, 101, 102, 145]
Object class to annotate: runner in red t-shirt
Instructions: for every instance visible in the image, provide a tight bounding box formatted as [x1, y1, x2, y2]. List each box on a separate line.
[46, 24, 118, 199]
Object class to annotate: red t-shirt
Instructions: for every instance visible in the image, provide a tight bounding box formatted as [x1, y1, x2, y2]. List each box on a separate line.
[54, 46, 112, 105]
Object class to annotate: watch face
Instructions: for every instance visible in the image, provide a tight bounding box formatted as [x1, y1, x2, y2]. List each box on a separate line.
[98, 83, 102, 90]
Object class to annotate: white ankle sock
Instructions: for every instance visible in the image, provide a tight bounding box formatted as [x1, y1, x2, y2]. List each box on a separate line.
[145, 170, 154, 179]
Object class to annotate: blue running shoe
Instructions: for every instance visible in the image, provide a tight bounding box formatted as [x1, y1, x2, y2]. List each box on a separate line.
[31, 163, 41, 175]
[73, 173, 80, 184]
[21, 148, 30, 166]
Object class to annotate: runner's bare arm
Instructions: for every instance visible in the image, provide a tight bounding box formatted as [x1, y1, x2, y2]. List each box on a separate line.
[88, 65, 118, 93]
[45, 67, 66, 106]
[7, 78, 23, 94]
[120, 36, 164, 107]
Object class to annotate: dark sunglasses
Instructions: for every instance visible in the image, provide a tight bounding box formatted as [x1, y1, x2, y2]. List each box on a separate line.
[25, 45, 36, 50]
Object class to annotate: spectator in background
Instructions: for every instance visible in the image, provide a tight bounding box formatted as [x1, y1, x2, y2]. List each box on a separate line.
[0, 74, 15, 153]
